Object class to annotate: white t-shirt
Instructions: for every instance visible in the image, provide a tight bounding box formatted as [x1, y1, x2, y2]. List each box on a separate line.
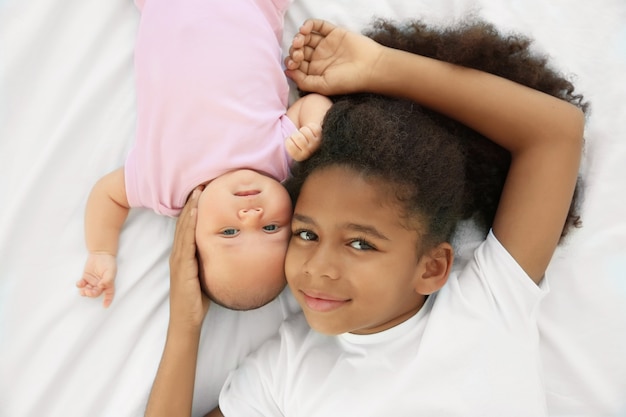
[219, 231, 549, 416]
[191, 288, 301, 414]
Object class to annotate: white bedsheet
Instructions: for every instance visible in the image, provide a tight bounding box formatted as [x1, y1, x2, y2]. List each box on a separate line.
[1, 0, 625, 416]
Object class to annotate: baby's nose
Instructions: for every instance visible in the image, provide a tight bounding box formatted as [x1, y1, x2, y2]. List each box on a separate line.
[238, 207, 263, 222]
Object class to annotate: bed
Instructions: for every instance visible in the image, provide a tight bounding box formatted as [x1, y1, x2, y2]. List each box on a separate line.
[1, 0, 625, 416]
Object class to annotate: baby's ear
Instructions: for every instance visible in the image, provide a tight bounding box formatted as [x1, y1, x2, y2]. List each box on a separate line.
[414, 242, 454, 295]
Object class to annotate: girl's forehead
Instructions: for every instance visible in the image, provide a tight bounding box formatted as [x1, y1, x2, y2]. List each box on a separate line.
[302, 166, 399, 202]
[297, 166, 411, 220]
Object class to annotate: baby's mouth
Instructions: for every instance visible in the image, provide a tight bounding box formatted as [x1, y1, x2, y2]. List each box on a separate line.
[234, 190, 260, 197]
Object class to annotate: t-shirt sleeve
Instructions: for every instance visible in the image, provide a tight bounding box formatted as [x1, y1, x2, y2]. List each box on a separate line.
[219, 313, 309, 416]
[218, 335, 282, 416]
[218, 314, 307, 417]
[452, 229, 549, 333]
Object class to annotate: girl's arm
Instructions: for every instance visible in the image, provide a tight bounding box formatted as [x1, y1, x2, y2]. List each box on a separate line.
[77, 167, 130, 307]
[287, 19, 585, 283]
[145, 188, 217, 417]
[145, 324, 203, 417]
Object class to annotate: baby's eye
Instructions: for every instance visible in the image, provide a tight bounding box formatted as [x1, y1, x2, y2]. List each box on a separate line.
[349, 239, 374, 251]
[221, 228, 239, 236]
[295, 230, 317, 241]
[263, 224, 279, 232]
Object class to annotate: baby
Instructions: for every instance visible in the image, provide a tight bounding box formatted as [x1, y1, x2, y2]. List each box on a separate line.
[76, 0, 332, 310]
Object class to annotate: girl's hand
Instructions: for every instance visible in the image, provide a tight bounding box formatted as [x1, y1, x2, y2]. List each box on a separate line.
[169, 187, 209, 329]
[285, 19, 385, 95]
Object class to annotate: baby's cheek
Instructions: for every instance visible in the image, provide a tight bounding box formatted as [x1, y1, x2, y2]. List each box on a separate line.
[193, 218, 210, 247]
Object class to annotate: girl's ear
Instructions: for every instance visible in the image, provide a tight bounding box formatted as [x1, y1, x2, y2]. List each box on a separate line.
[414, 242, 454, 295]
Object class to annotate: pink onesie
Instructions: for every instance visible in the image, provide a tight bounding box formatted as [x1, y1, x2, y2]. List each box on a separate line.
[125, 0, 296, 216]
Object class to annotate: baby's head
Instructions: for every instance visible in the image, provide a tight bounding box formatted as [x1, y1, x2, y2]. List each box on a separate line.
[195, 169, 292, 310]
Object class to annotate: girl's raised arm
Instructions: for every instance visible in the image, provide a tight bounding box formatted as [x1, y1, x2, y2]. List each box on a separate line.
[287, 19, 585, 283]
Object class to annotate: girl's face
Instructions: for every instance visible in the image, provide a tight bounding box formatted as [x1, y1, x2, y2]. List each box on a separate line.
[285, 166, 430, 335]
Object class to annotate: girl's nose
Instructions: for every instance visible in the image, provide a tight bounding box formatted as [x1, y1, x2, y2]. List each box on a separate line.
[304, 244, 340, 280]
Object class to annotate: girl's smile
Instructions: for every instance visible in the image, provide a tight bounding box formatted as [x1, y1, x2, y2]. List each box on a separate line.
[300, 289, 351, 312]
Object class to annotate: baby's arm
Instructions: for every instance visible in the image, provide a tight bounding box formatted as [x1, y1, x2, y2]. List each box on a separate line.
[287, 19, 584, 283]
[284, 93, 332, 161]
[77, 167, 130, 308]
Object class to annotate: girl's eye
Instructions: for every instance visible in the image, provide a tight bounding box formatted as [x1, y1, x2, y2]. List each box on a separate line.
[263, 224, 279, 232]
[295, 230, 317, 241]
[349, 239, 374, 251]
[221, 228, 239, 236]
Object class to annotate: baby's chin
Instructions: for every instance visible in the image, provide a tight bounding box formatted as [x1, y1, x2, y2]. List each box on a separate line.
[216, 168, 283, 192]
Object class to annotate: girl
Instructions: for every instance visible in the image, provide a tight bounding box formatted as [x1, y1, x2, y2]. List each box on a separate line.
[146, 17, 585, 416]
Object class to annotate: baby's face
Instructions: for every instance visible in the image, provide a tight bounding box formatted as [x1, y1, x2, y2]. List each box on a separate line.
[194, 169, 292, 309]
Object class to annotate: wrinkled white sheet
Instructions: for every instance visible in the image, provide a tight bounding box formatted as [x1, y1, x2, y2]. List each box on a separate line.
[1, 0, 625, 416]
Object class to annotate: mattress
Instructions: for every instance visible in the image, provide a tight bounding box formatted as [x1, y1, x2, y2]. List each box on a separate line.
[1, 0, 625, 416]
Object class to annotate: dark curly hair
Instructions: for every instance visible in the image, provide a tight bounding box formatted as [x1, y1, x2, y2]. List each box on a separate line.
[287, 94, 466, 251]
[286, 17, 587, 250]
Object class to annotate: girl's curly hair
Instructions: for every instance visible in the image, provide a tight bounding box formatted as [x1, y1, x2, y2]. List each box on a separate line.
[287, 18, 587, 248]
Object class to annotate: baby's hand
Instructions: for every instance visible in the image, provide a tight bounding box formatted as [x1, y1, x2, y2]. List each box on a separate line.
[77, 253, 117, 308]
[285, 122, 322, 162]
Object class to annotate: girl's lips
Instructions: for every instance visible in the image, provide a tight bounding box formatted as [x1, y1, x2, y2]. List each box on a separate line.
[301, 290, 350, 312]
